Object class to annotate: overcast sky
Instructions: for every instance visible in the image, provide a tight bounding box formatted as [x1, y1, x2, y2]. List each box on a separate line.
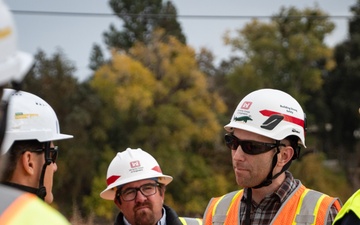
[6, 0, 356, 81]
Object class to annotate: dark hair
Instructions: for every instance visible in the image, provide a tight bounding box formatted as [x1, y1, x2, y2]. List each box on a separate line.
[1, 140, 43, 182]
[157, 182, 165, 196]
[285, 135, 300, 160]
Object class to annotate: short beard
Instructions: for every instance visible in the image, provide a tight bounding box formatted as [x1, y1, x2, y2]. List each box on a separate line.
[134, 203, 155, 225]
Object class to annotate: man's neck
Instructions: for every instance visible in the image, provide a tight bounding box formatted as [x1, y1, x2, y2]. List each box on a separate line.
[250, 172, 286, 204]
[2, 181, 38, 195]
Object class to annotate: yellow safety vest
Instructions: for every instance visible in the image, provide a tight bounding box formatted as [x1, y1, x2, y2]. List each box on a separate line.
[203, 184, 341, 225]
[179, 217, 203, 225]
[333, 189, 360, 224]
[0, 185, 70, 225]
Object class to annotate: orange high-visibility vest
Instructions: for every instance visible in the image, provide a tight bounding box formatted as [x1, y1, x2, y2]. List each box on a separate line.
[0, 185, 70, 225]
[203, 184, 342, 225]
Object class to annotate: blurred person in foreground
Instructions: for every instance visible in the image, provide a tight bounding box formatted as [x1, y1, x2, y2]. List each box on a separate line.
[333, 189, 360, 225]
[0, 0, 73, 224]
[202, 88, 342, 225]
[100, 148, 202, 225]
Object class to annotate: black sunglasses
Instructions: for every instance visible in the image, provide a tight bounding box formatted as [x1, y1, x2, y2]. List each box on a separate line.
[31, 146, 58, 163]
[224, 134, 283, 155]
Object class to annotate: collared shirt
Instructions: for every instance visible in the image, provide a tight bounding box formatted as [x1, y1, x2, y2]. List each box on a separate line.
[239, 171, 338, 225]
[123, 207, 166, 225]
[115, 204, 183, 225]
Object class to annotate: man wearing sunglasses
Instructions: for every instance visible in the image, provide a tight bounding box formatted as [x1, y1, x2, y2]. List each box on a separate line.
[100, 148, 202, 225]
[0, 89, 73, 203]
[202, 88, 341, 225]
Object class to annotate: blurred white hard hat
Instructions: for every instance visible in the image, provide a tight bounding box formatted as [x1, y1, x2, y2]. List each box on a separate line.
[0, 0, 34, 85]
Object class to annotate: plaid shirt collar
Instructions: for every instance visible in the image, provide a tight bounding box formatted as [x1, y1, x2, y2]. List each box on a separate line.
[242, 171, 299, 204]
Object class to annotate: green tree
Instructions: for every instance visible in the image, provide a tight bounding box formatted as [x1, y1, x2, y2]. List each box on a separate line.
[104, 0, 186, 51]
[324, 0, 360, 155]
[323, 0, 360, 188]
[222, 6, 335, 126]
[89, 44, 105, 72]
[85, 29, 229, 219]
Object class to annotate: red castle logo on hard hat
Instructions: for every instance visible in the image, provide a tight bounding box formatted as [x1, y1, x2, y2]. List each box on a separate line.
[130, 160, 141, 168]
[241, 101, 252, 110]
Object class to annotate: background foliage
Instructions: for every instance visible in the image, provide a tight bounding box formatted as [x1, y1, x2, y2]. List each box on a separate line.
[20, 0, 360, 224]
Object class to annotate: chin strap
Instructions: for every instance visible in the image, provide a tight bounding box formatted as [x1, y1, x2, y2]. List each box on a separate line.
[252, 141, 290, 189]
[37, 142, 52, 200]
[37, 164, 48, 200]
[245, 188, 252, 225]
[245, 143, 292, 224]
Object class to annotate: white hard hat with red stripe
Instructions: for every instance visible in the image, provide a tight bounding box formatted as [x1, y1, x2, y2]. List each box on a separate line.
[224, 88, 306, 147]
[100, 148, 173, 200]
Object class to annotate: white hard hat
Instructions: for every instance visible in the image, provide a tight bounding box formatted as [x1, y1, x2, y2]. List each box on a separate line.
[100, 148, 173, 200]
[1, 89, 73, 154]
[224, 88, 306, 147]
[0, 0, 34, 85]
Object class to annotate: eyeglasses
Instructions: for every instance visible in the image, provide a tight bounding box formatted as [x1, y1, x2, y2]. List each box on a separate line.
[117, 183, 160, 202]
[31, 146, 58, 163]
[224, 134, 284, 155]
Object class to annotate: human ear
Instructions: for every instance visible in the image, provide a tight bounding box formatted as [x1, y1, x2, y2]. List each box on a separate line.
[277, 146, 294, 166]
[21, 151, 36, 175]
[114, 194, 122, 208]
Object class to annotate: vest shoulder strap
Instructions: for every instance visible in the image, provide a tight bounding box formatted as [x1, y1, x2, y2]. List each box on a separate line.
[295, 188, 325, 224]
[212, 190, 243, 224]
[272, 184, 342, 225]
[179, 217, 203, 225]
[0, 185, 25, 214]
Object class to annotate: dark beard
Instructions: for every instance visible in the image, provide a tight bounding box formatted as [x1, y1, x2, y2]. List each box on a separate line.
[134, 204, 156, 225]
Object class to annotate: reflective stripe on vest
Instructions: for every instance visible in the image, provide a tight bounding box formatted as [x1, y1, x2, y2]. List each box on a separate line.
[213, 190, 242, 224]
[179, 217, 203, 225]
[0, 187, 37, 224]
[0, 185, 70, 225]
[203, 190, 242, 225]
[203, 184, 341, 225]
[272, 184, 341, 225]
[0, 186, 24, 215]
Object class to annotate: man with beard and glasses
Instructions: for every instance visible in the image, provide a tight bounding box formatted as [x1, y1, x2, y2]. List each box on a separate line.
[202, 89, 342, 225]
[100, 148, 202, 225]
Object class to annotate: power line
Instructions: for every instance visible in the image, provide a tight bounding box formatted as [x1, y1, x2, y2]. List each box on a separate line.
[11, 10, 353, 20]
